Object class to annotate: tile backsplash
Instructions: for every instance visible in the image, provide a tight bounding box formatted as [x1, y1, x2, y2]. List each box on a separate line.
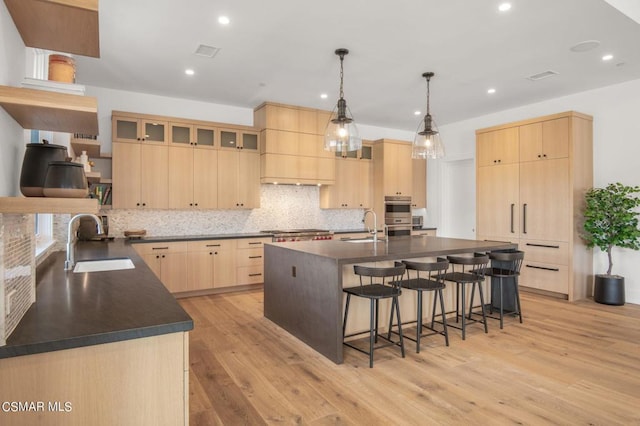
[102, 184, 366, 237]
[0, 214, 36, 346]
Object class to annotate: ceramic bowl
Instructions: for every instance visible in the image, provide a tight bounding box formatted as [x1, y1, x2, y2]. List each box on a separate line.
[42, 161, 88, 198]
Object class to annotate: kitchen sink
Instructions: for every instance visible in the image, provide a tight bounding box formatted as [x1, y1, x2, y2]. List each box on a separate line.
[344, 238, 387, 243]
[73, 258, 135, 273]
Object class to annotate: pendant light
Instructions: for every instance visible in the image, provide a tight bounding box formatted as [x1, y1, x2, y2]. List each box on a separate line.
[324, 48, 361, 153]
[412, 72, 445, 159]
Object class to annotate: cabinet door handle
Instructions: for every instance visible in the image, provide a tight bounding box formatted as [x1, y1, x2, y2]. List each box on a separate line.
[248, 242, 262, 245]
[152, 247, 169, 250]
[249, 273, 263, 277]
[206, 244, 221, 247]
[510, 203, 515, 233]
[522, 203, 527, 234]
[249, 255, 262, 259]
[526, 264, 559, 272]
[526, 243, 560, 249]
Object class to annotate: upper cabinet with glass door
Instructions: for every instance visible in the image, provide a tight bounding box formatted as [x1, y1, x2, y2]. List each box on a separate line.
[219, 128, 260, 151]
[112, 114, 168, 144]
[169, 122, 217, 149]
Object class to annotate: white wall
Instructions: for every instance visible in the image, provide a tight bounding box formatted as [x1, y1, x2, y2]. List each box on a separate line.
[0, 2, 26, 196]
[433, 78, 640, 304]
[85, 85, 414, 153]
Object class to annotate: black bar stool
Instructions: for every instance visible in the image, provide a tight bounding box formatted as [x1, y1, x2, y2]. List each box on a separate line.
[388, 258, 450, 353]
[480, 250, 524, 329]
[343, 263, 406, 368]
[438, 253, 490, 340]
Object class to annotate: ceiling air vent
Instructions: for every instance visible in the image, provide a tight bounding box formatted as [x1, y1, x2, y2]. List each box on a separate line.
[527, 70, 559, 81]
[194, 44, 220, 58]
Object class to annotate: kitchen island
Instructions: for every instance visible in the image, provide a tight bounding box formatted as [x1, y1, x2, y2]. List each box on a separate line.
[0, 239, 193, 426]
[264, 235, 516, 364]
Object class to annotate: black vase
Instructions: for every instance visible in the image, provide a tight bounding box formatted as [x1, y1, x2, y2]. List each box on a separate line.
[20, 143, 68, 196]
[593, 275, 625, 305]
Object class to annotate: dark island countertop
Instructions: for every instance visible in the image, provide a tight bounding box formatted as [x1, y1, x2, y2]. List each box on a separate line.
[267, 235, 515, 265]
[0, 239, 193, 359]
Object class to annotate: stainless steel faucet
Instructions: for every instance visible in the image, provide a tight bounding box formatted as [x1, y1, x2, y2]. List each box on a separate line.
[65, 214, 104, 271]
[363, 209, 378, 242]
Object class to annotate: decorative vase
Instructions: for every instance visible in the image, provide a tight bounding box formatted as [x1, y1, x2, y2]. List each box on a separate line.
[593, 275, 625, 305]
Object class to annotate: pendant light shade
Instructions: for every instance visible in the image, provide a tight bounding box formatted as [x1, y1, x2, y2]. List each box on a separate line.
[324, 48, 361, 152]
[412, 72, 445, 159]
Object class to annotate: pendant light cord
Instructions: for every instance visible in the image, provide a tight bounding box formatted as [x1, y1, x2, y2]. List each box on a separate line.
[338, 52, 345, 100]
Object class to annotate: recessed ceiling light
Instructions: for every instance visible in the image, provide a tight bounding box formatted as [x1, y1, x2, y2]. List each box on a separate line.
[185, 69, 195, 76]
[414, 110, 421, 116]
[320, 93, 328, 99]
[487, 88, 496, 94]
[569, 40, 600, 53]
[602, 54, 614, 61]
[498, 3, 511, 12]
[218, 15, 230, 25]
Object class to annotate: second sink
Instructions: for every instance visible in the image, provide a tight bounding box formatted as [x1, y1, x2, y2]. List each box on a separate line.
[73, 258, 135, 273]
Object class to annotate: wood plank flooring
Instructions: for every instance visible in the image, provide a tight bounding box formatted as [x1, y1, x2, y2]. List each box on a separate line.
[179, 290, 640, 425]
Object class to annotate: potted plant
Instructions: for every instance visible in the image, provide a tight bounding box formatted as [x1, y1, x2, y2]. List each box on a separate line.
[583, 182, 640, 305]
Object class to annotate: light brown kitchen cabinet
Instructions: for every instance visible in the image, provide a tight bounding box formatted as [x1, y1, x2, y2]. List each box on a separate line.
[320, 144, 372, 209]
[519, 158, 570, 241]
[412, 159, 427, 209]
[475, 111, 592, 301]
[187, 240, 237, 290]
[217, 131, 260, 208]
[519, 117, 569, 162]
[254, 102, 336, 185]
[476, 163, 519, 241]
[112, 115, 168, 144]
[236, 237, 271, 285]
[372, 138, 413, 219]
[112, 142, 168, 209]
[168, 145, 218, 209]
[169, 122, 217, 148]
[217, 149, 260, 209]
[476, 127, 519, 167]
[373, 140, 413, 197]
[112, 111, 260, 211]
[134, 242, 188, 293]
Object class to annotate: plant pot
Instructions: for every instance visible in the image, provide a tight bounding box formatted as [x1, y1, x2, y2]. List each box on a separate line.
[593, 275, 625, 305]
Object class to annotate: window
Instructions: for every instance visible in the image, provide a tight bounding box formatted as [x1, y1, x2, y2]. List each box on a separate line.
[35, 213, 54, 260]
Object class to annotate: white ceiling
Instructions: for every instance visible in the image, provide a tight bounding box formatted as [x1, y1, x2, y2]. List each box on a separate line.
[74, 0, 640, 131]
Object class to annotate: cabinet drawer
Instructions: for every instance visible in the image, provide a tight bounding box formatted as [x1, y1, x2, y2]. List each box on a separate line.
[237, 237, 271, 249]
[187, 239, 234, 252]
[237, 265, 264, 285]
[133, 241, 187, 255]
[237, 247, 264, 266]
[520, 240, 569, 265]
[412, 229, 436, 236]
[520, 261, 569, 294]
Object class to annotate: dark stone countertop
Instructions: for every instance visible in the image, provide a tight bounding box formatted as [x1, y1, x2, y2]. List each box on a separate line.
[128, 232, 271, 243]
[0, 239, 193, 359]
[266, 235, 516, 265]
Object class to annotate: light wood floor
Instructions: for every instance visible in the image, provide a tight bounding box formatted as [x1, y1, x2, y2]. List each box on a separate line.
[179, 290, 640, 425]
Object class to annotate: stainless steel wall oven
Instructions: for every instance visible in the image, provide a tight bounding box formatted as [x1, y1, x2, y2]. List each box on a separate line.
[384, 196, 412, 237]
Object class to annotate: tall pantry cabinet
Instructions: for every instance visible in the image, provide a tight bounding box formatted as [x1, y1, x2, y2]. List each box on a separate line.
[476, 111, 593, 301]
